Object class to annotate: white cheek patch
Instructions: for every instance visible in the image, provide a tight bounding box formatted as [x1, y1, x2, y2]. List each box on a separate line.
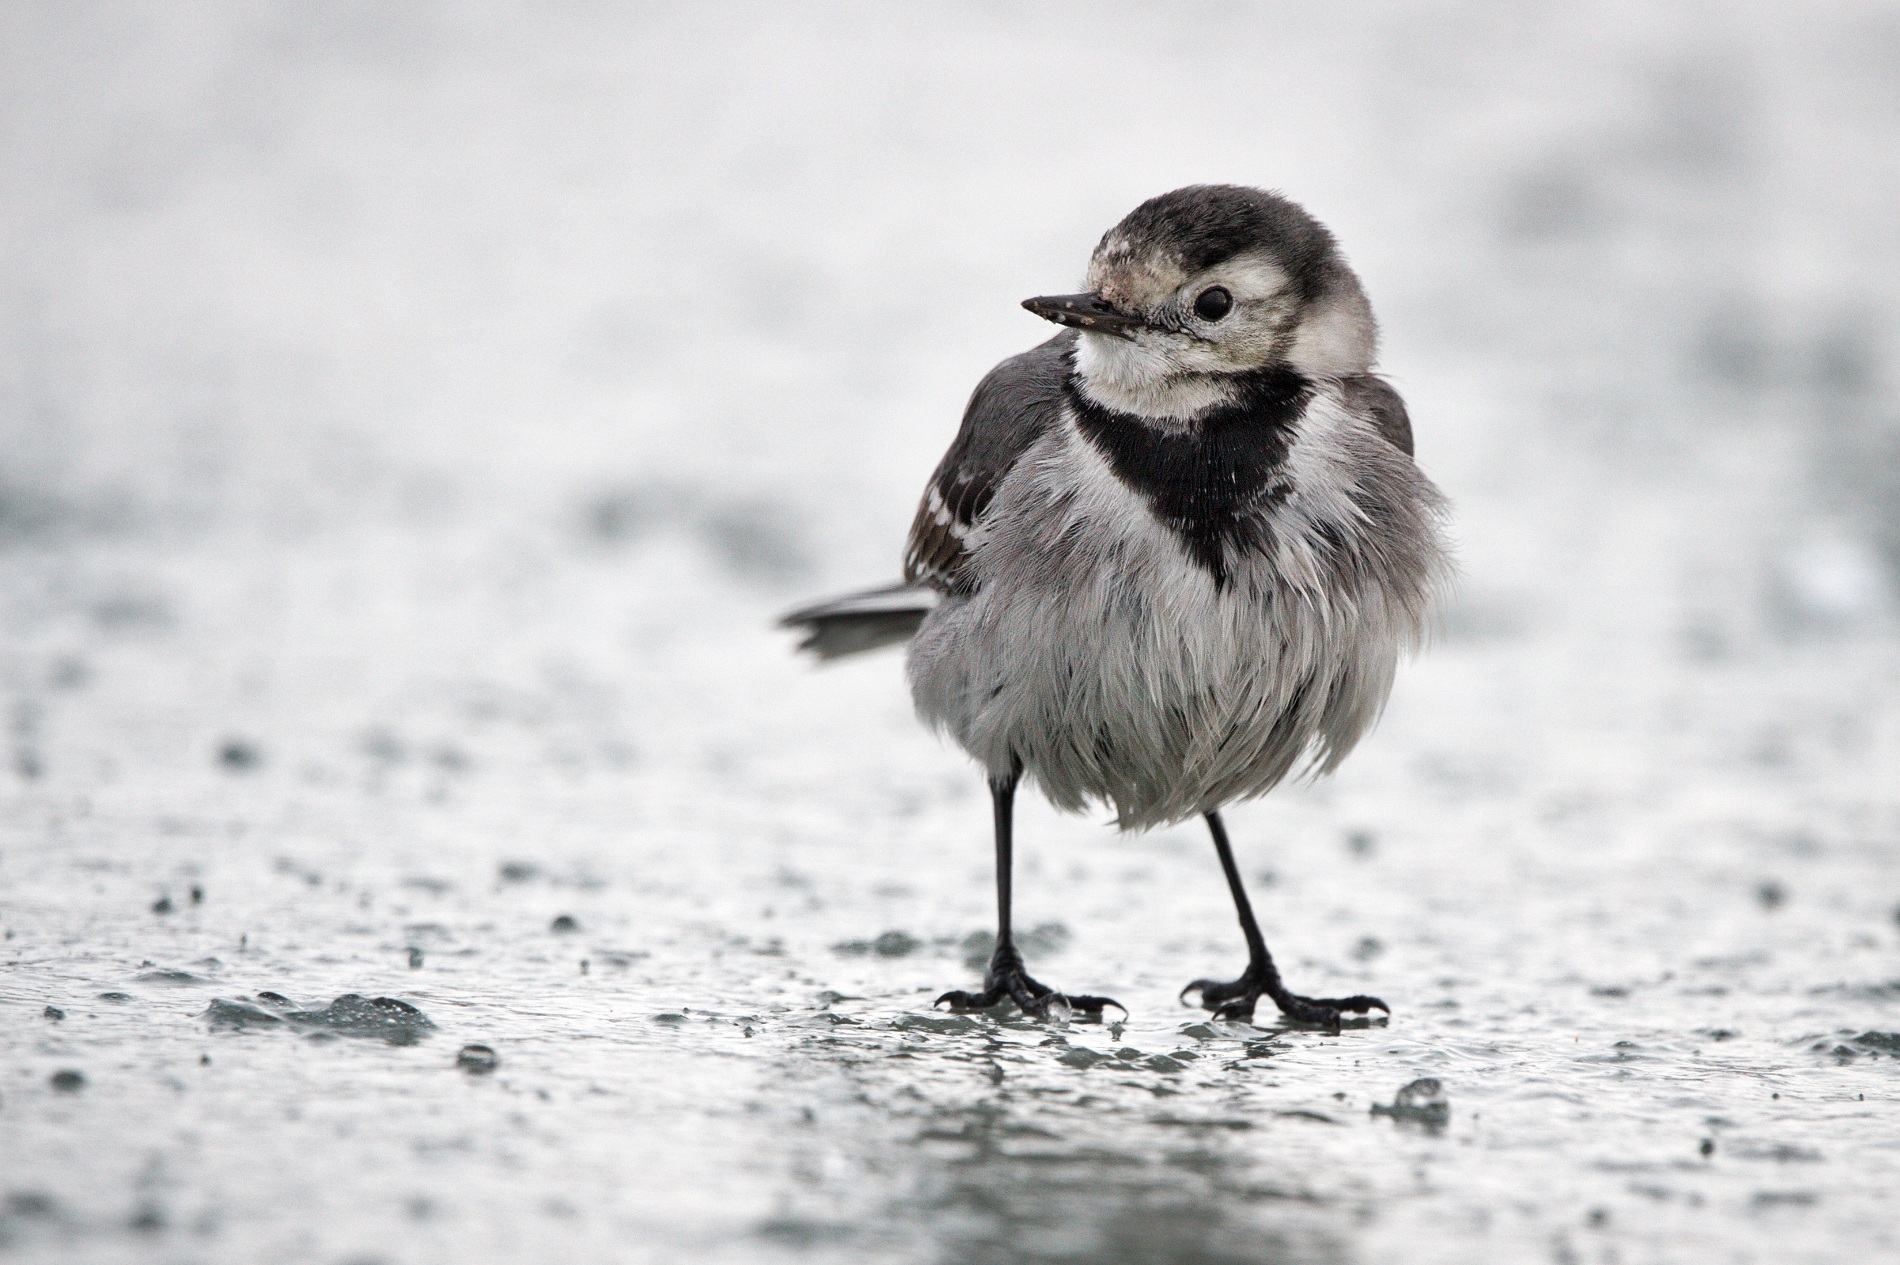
[1285, 288, 1377, 377]
[1192, 251, 1377, 377]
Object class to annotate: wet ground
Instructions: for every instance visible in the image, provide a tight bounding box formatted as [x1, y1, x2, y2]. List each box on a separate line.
[4, 5, 1900, 1263]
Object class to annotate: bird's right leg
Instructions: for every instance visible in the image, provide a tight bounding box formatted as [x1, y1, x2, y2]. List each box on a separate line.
[935, 765, 1123, 1021]
[1180, 811, 1387, 1032]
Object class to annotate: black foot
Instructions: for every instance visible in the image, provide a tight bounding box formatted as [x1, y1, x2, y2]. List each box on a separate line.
[1180, 964, 1386, 1033]
[936, 946, 1124, 1021]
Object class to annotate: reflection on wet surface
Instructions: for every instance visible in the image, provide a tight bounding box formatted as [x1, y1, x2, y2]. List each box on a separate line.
[3, 711, 1898, 1264]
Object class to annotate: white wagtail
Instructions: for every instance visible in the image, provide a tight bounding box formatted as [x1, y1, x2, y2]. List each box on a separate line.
[783, 185, 1452, 1029]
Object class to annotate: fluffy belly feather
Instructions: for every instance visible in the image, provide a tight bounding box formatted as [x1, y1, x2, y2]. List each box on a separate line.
[908, 414, 1416, 830]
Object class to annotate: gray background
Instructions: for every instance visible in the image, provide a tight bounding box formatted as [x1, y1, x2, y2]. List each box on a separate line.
[2, 4, 1897, 1263]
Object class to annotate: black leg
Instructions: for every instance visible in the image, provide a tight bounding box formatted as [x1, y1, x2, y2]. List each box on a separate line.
[1180, 811, 1387, 1032]
[935, 766, 1123, 1021]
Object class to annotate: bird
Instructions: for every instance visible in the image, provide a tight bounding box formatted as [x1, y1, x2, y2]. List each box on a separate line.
[781, 185, 1452, 1030]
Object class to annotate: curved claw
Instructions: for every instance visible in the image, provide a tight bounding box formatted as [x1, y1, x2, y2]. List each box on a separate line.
[1065, 994, 1128, 1019]
[935, 988, 997, 1012]
[1315, 994, 1389, 1015]
[1182, 974, 1259, 1010]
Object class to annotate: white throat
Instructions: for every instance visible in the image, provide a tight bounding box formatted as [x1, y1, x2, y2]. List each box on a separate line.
[1073, 333, 1237, 422]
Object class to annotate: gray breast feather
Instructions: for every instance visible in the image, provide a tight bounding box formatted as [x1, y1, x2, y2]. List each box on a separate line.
[904, 332, 1075, 594]
[906, 379, 1452, 830]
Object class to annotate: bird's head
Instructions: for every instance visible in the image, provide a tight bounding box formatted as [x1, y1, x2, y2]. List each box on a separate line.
[1024, 185, 1377, 420]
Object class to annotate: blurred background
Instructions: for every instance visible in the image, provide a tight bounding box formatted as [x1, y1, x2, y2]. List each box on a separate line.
[3, 5, 1896, 1264]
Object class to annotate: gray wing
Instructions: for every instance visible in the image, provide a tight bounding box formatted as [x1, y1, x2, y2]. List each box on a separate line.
[1340, 374, 1414, 457]
[904, 332, 1075, 594]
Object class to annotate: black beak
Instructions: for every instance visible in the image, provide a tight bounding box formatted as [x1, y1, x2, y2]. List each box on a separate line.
[1021, 292, 1148, 340]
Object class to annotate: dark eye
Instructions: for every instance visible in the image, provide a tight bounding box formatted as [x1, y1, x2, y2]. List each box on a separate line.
[1193, 286, 1232, 322]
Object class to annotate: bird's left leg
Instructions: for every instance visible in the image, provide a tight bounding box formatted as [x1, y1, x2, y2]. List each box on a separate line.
[1180, 811, 1387, 1032]
[935, 765, 1123, 1021]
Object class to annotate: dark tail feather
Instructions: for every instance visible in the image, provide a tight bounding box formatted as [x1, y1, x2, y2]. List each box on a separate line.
[779, 582, 937, 662]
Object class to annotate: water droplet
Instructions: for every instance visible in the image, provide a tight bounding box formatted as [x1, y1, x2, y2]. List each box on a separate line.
[456, 1044, 500, 1074]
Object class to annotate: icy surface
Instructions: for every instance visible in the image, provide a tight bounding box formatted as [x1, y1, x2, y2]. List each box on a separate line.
[3, 5, 1899, 1263]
